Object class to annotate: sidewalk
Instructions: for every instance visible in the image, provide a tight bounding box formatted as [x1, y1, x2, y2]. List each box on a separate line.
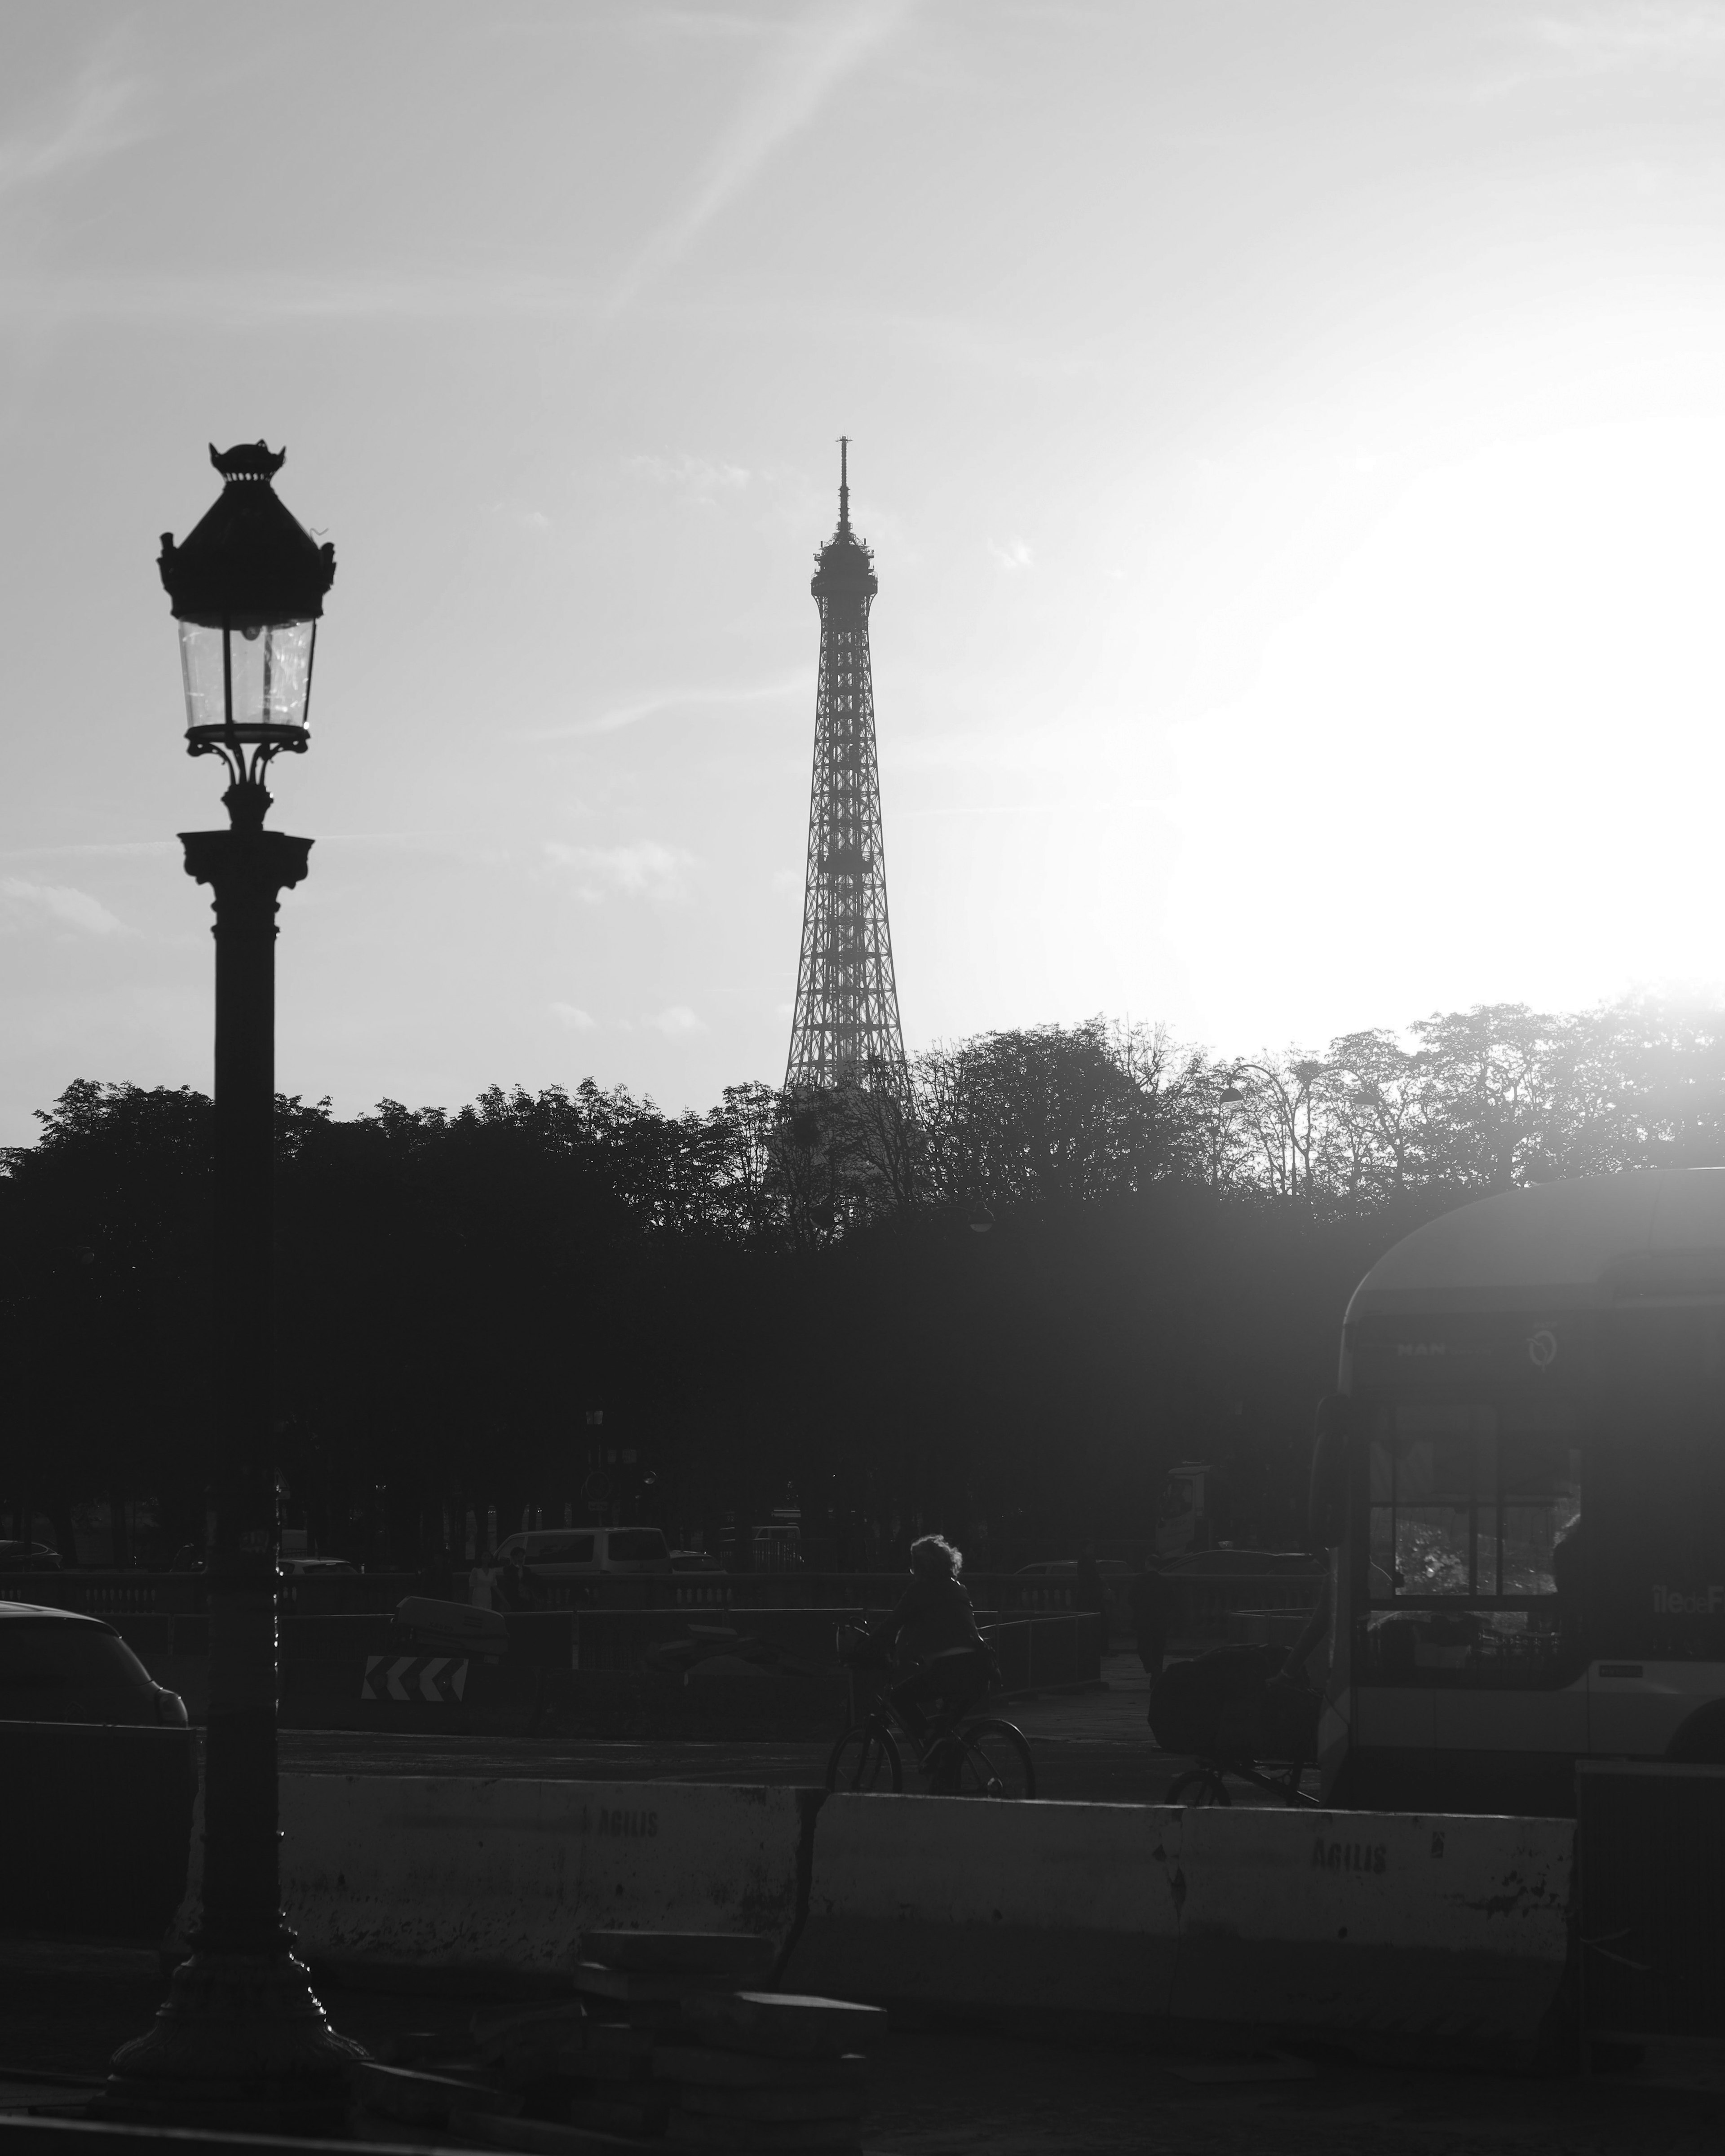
[868, 2027, 1721, 2156]
[0, 1946, 1716, 2156]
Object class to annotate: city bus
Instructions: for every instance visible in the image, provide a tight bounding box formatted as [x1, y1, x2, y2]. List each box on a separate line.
[1313, 1167, 1725, 1814]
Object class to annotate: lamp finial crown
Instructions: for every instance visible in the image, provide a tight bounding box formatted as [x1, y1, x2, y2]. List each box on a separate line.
[210, 441, 287, 483]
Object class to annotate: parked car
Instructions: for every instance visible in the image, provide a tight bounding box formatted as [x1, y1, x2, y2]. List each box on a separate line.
[0, 1542, 61, 1572]
[0, 1602, 187, 1726]
[170, 1551, 358, 1578]
[494, 1527, 673, 1580]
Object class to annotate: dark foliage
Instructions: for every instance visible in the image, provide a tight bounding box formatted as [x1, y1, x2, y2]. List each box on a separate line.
[4, 996, 1721, 1567]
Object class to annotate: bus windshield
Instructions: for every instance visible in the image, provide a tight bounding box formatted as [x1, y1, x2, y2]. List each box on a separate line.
[1368, 1402, 1581, 1603]
[1362, 1400, 1583, 1687]
[1329, 1171, 1725, 1807]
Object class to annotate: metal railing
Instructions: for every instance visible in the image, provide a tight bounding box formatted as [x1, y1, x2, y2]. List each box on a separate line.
[0, 1564, 1321, 1644]
[0, 1572, 206, 1618]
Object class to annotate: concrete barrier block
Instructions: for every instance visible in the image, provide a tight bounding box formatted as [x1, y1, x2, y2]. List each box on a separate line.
[167, 1771, 1573, 2053]
[781, 1794, 1180, 2016]
[274, 1776, 808, 1979]
[274, 1613, 562, 1734]
[785, 1795, 1570, 2046]
[1164, 1806, 1574, 2042]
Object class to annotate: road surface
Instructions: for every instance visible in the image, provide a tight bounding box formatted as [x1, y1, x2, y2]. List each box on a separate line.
[276, 1653, 1305, 1805]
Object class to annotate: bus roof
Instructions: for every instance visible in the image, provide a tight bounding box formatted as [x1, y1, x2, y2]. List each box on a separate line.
[1345, 1168, 1725, 1322]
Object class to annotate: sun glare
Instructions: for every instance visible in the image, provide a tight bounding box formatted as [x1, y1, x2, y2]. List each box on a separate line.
[1156, 395, 1725, 1045]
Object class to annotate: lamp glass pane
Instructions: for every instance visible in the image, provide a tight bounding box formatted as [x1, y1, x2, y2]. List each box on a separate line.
[177, 618, 317, 736]
[230, 619, 316, 731]
[177, 622, 228, 732]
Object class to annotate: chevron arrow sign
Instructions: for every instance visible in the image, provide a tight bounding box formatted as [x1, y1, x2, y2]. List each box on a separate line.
[360, 1654, 469, 1703]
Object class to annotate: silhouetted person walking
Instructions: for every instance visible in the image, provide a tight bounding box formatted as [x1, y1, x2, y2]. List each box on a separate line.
[1130, 1555, 1169, 1678]
[416, 1545, 453, 1601]
[497, 1550, 535, 1612]
[1552, 1516, 1586, 1676]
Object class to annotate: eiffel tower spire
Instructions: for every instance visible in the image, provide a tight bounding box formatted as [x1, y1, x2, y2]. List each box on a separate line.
[783, 442, 907, 1097]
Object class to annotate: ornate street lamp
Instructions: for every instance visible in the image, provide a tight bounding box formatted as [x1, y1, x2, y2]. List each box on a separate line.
[162, 440, 332, 808]
[107, 445, 358, 2126]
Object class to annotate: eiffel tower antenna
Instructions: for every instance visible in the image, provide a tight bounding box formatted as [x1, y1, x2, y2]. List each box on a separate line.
[783, 442, 907, 1099]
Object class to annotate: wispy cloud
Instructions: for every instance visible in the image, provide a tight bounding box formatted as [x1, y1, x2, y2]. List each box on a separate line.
[648, 1004, 706, 1038]
[543, 840, 694, 901]
[0, 269, 604, 329]
[1527, 4, 1725, 70]
[625, 453, 752, 499]
[0, 876, 127, 936]
[1467, 4, 1725, 99]
[899, 797, 1164, 817]
[521, 672, 804, 743]
[0, 839, 176, 861]
[607, 0, 917, 314]
[0, 44, 151, 199]
[549, 1001, 597, 1032]
[989, 538, 1035, 572]
[637, 8, 770, 42]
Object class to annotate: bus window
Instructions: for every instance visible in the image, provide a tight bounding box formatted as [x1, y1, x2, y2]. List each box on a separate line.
[1362, 1401, 1581, 1686]
[1369, 1404, 1578, 1600]
[1502, 1430, 1582, 1594]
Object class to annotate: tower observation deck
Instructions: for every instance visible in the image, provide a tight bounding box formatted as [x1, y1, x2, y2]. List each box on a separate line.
[784, 440, 908, 1099]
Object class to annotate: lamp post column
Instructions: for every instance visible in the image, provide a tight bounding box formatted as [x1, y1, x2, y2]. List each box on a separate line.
[188, 788, 307, 1950]
[106, 441, 358, 2126]
[108, 786, 359, 2124]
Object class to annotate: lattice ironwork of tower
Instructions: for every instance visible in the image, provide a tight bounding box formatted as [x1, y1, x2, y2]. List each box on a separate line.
[784, 441, 908, 1099]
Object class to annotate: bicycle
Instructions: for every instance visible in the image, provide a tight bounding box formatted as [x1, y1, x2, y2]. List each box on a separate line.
[1158, 1666, 1322, 1809]
[825, 1626, 1036, 1798]
[1165, 1752, 1318, 1807]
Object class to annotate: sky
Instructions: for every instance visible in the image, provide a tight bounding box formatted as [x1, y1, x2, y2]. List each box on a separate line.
[6, 1, 1725, 1142]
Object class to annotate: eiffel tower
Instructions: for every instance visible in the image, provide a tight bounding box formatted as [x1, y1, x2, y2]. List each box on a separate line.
[784, 440, 908, 1098]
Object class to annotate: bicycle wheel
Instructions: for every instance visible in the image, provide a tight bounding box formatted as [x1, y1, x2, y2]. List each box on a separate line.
[825, 1720, 904, 1793]
[949, 1718, 1036, 1799]
[1167, 1766, 1231, 1807]
[1279, 1761, 1321, 1809]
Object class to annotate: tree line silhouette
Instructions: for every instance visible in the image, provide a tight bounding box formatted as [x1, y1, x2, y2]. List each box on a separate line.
[3, 994, 1721, 1571]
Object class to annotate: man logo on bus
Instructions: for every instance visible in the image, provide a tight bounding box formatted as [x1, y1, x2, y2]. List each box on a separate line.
[1527, 1329, 1558, 1369]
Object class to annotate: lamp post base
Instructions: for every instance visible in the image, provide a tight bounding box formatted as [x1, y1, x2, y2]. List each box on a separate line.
[105, 1945, 365, 2134]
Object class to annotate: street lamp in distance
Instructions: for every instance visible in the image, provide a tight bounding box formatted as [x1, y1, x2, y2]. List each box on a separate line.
[1209, 1083, 1246, 1189]
[106, 443, 359, 2129]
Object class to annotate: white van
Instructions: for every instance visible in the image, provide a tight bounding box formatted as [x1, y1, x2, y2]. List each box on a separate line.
[495, 1527, 672, 1579]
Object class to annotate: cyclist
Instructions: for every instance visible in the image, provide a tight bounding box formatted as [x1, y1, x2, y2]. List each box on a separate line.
[864, 1533, 991, 1747]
